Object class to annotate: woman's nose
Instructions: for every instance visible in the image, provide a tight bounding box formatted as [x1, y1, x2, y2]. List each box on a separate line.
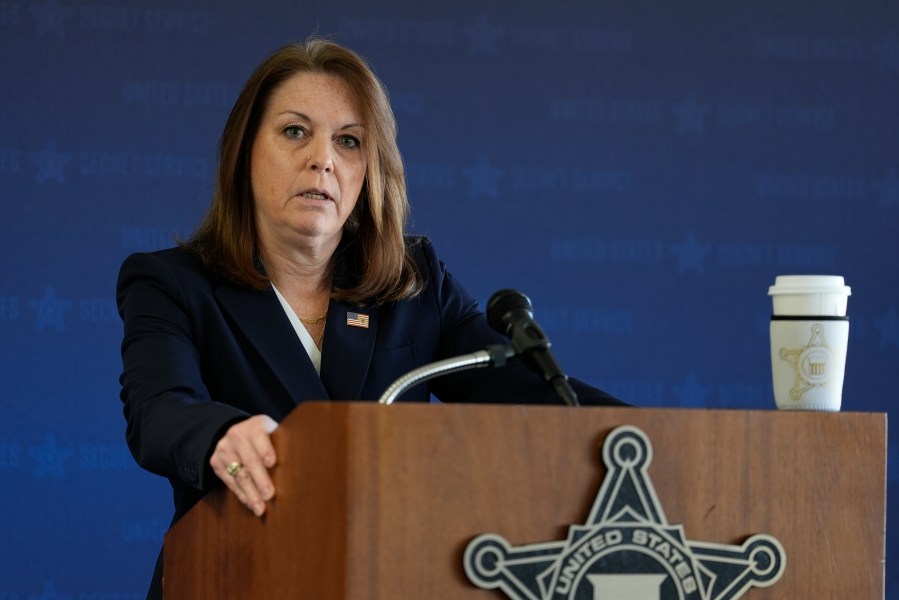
[306, 138, 333, 173]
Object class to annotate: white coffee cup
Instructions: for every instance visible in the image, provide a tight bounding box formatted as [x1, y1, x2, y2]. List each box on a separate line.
[768, 275, 850, 411]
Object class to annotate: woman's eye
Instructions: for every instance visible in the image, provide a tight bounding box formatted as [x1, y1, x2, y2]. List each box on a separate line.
[337, 135, 360, 149]
[284, 126, 306, 139]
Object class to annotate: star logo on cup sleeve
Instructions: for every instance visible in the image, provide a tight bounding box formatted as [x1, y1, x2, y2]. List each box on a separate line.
[778, 324, 833, 400]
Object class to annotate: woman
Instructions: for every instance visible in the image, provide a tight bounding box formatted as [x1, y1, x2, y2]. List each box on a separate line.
[117, 37, 623, 599]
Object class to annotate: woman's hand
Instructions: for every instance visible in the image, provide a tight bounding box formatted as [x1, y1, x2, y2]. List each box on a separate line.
[210, 415, 279, 517]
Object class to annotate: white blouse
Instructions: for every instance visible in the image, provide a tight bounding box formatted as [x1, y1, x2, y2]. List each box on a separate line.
[271, 284, 322, 375]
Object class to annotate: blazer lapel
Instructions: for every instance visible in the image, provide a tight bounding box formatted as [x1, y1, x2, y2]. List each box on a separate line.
[320, 300, 378, 400]
[215, 283, 330, 404]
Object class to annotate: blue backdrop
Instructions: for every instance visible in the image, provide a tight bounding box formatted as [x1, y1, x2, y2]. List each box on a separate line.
[2, 0, 897, 597]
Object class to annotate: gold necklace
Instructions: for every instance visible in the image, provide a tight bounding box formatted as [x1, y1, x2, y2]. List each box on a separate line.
[316, 321, 326, 349]
[299, 311, 328, 325]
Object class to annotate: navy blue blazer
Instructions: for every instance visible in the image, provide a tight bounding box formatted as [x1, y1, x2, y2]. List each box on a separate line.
[117, 236, 622, 522]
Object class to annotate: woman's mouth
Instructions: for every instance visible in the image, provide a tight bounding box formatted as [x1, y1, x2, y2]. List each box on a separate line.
[300, 191, 330, 200]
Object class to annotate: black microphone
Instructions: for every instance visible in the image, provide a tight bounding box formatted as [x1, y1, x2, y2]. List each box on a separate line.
[486, 289, 580, 407]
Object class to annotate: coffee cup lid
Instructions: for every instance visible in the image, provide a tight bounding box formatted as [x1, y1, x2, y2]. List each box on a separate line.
[768, 275, 851, 296]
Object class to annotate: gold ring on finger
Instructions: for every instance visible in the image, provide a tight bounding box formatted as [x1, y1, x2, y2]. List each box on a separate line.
[226, 461, 243, 477]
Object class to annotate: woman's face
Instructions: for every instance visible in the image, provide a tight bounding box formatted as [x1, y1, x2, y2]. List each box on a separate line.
[250, 72, 367, 255]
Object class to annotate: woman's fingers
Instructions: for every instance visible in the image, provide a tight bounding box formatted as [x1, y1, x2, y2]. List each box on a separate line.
[211, 415, 280, 516]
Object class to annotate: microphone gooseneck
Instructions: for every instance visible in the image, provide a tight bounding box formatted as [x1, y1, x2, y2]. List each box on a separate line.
[378, 345, 515, 405]
[486, 289, 580, 407]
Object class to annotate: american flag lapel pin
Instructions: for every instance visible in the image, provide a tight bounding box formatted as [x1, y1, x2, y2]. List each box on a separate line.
[346, 311, 370, 329]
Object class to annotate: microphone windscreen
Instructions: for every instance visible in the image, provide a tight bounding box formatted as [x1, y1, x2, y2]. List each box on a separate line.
[486, 289, 533, 334]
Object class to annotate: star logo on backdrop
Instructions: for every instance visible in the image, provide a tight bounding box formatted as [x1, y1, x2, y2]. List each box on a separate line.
[30, 0, 72, 37]
[672, 94, 709, 135]
[670, 231, 711, 274]
[29, 286, 72, 332]
[29, 140, 72, 184]
[28, 581, 72, 600]
[875, 307, 899, 348]
[873, 167, 899, 208]
[463, 155, 505, 198]
[28, 434, 72, 478]
[465, 14, 506, 57]
[671, 373, 712, 407]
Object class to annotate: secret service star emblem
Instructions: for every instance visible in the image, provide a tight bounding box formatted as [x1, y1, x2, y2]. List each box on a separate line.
[464, 425, 786, 599]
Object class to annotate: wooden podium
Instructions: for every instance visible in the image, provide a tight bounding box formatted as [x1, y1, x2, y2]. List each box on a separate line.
[164, 403, 886, 599]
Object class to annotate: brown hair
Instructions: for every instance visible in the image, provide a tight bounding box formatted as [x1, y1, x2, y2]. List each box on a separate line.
[186, 37, 421, 304]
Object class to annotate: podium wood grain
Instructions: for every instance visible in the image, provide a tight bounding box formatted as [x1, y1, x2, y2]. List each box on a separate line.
[164, 403, 886, 599]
